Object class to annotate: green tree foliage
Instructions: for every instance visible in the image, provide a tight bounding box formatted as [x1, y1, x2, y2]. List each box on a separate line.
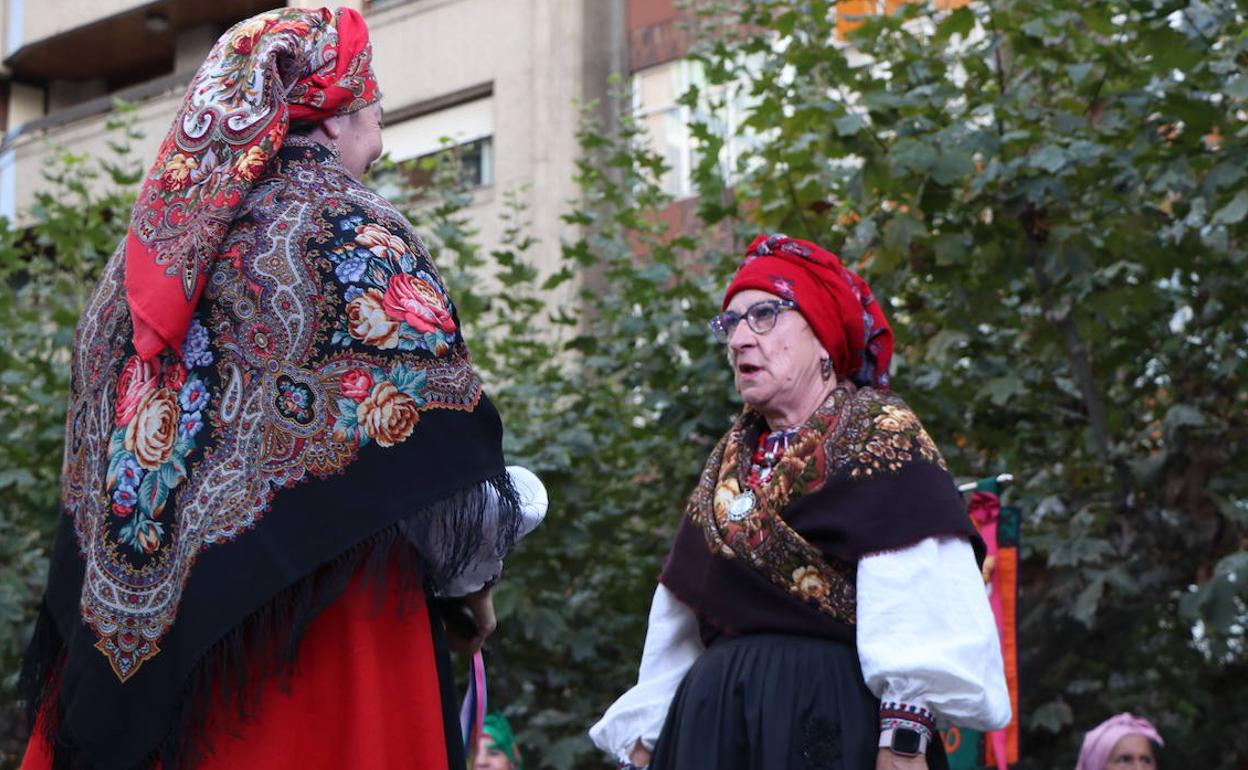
[3, 2, 1246, 765]
[672, 0, 1246, 766]
[0, 107, 143, 765]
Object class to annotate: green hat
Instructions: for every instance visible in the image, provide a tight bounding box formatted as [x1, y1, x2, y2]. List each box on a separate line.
[482, 712, 523, 769]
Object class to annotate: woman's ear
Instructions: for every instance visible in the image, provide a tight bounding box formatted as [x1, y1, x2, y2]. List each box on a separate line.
[320, 114, 343, 141]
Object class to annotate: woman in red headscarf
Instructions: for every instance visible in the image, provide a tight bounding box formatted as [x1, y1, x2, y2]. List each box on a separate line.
[19, 8, 546, 770]
[591, 234, 1010, 770]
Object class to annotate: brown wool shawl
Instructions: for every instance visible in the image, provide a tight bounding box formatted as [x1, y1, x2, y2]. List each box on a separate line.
[661, 384, 983, 645]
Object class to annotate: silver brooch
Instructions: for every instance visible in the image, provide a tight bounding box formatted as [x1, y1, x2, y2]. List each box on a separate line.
[727, 490, 756, 521]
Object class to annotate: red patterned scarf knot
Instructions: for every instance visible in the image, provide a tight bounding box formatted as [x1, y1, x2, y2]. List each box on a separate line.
[125, 6, 380, 362]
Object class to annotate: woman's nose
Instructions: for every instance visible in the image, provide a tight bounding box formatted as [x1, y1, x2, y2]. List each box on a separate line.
[728, 319, 755, 350]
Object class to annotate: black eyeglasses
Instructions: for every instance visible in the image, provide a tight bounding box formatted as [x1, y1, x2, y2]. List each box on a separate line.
[709, 299, 797, 343]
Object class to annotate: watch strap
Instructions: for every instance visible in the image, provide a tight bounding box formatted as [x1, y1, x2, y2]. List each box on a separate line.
[879, 726, 930, 756]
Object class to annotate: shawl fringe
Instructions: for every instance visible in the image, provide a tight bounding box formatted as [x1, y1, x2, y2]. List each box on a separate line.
[19, 472, 522, 770]
[19, 599, 65, 761]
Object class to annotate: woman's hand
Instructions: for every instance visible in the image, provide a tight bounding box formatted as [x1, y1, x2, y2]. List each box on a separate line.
[444, 586, 497, 655]
[875, 748, 928, 770]
[628, 739, 652, 768]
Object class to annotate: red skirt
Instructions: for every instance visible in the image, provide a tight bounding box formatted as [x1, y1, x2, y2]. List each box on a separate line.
[22, 572, 455, 769]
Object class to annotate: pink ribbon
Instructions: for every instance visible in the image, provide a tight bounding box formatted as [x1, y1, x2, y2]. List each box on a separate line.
[459, 650, 488, 764]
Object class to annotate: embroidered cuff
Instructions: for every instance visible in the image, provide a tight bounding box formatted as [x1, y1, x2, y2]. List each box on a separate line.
[880, 701, 935, 741]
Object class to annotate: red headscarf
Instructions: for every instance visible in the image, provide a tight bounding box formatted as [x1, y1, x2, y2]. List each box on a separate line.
[723, 233, 894, 389]
[288, 8, 380, 123]
[124, 7, 381, 361]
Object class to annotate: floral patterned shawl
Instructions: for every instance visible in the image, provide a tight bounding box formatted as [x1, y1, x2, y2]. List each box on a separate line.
[22, 138, 521, 770]
[661, 384, 982, 645]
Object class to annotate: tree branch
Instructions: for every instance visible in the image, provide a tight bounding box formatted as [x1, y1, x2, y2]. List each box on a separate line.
[989, 14, 1008, 138]
[1022, 208, 1133, 508]
[783, 171, 815, 235]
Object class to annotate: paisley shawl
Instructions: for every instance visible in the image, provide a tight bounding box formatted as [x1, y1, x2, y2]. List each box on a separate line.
[22, 138, 521, 770]
[661, 384, 982, 644]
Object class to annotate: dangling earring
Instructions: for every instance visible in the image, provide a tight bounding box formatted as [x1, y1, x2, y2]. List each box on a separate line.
[820, 357, 834, 382]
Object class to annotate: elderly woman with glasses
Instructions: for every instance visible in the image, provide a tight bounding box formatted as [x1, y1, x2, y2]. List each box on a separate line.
[591, 235, 1011, 770]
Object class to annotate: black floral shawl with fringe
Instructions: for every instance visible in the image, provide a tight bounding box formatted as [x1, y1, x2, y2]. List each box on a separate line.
[21, 139, 522, 770]
[661, 384, 982, 646]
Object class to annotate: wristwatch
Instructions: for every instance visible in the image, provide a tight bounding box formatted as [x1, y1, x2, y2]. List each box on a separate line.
[879, 726, 928, 756]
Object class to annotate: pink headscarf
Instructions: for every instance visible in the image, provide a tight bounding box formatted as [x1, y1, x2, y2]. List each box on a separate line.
[1075, 713, 1164, 770]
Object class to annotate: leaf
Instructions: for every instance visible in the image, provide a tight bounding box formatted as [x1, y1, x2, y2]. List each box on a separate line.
[1225, 74, 1248, 100]
[879, 214, 925, 270]
[388, 363, 428, 396]
[159, 454, 188, 490]
[137, 466, 169, 519]
[1212, 496, 1248, 527]
[891, 139, 937, 175]
[1046, 537, 1113, 568]
[1202, 161, 1247, 194]
[834, 114, 865, 136]
[925, 330, 967, 362]
[1072, 575, 1105, 627]
[931, 151, 973, 186]
[977, 374, 1025, 406]
[1211, 191, 1248, 226]
[931, 234, 965, 266]
[1029, 145, 1067, 174]
[935, 6, 974, 41]
[1213, 551, 1248, 583]
[1142, 27, 1201, 70]
[1078, 6, 1114, 35]
[541, 735, 594, 770]
[0, 468, 36, 489]
[637, 263, 671, 284]
[1066, 63, 1093, 85]
[1163, 403, 1205, 438]
[109, 428, 126, 457]
[174, 431, 196, 458]
[1031, 700, 1073, 733]
[1180, 551, 1248, 634]
[336, 398, 361, 432]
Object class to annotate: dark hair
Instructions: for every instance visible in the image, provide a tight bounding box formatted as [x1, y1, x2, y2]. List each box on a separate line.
[287, 120, 320, 136]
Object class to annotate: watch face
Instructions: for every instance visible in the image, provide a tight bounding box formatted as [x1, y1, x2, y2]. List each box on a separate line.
[891, 728, 922, 754]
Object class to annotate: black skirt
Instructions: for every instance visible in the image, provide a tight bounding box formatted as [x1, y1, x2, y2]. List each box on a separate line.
[648, 633, 949, 770]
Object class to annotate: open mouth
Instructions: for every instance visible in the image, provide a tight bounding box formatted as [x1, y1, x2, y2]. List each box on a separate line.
[737, 363, 762, 376]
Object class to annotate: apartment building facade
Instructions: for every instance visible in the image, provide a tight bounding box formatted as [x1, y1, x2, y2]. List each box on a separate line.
[0, 0, 730, 276]
[0, 0, 961, 276]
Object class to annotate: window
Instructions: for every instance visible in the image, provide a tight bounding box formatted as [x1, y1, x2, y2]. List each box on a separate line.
[364, 0, 418, 13]
[633, 61, 696, 198]
[631, 59, 764, 199]
[372, 96, 494, 200]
